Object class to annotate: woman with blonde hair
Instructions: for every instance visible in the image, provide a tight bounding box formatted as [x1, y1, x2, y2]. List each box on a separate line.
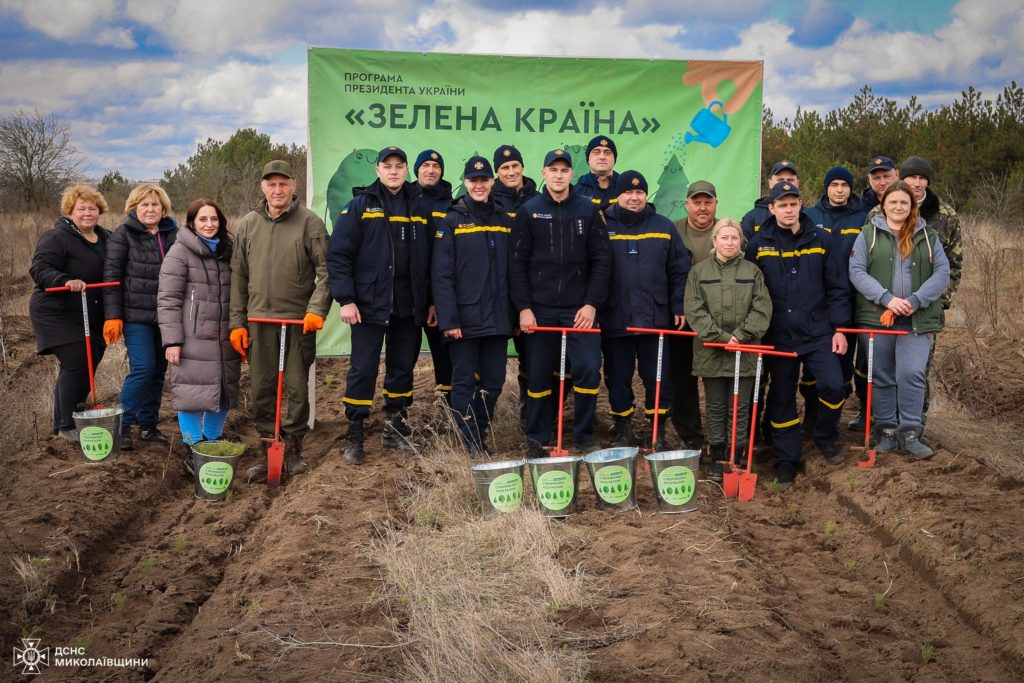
[103, 184, 178, 449]
[848, 181, 949, 459]
[29, 185, 112, 440]
[684, 218, 772, 481]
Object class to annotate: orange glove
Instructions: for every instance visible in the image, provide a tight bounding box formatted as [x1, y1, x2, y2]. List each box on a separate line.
[303, 312, 324, 334]
[230, 327, 249, 362]
[880, 310, 896, 328]
[102, 319, 123, 345]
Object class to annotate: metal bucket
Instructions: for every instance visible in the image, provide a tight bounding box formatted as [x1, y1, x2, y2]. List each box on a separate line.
[528, 456, 582, 517]
[471, 459, 526, 517]
[583, 447, 638, 511]
[645, 450, 700, 513]
[72, 407, 123, 463]
[191, 440, 245, 501]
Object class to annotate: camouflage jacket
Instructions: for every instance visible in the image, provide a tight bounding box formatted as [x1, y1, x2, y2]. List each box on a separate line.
[865, 189, 961, 309]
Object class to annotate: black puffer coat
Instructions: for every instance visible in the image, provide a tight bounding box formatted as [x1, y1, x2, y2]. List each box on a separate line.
[29, 217, 111, 353]
[103, 212, 178, 324]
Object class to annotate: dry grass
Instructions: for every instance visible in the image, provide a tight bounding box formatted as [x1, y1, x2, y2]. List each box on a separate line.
[373, 446, 593, 682]
[957, 216, 1024, 336]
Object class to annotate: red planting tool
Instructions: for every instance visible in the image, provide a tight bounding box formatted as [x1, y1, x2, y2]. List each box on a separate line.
[836, 328, 909, 468]
[45, 281, 120, 407]
[248, 317, 305, 486]
[530, 326, 602, 456]
[625, 327, 697, 460]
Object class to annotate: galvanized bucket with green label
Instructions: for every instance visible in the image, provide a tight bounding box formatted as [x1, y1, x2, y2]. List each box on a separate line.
[645, 450, 700, 513]
[470, 459, 526, 517]
[583, 447, 639, 512]
[72, 407, 123, 463]
[527, 455, 582, 518]
[191, 440, 245, 501]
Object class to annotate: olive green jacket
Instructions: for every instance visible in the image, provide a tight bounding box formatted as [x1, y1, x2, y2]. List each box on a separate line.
[684, 253, 772, 377]
[229, 196, 332, 328]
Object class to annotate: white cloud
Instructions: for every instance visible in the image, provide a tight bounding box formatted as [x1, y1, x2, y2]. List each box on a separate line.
[1, 0, 120, 44]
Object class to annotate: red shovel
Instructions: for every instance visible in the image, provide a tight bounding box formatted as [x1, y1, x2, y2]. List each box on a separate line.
[248, 317, 304, 486]
[531, 326, 602, 456]
[836, 328, 909, 468]
[704, 342, 774, 497]
[626, 327, 697, 459]
[45, 281, 121, 407]
[735, 346, 797, 501]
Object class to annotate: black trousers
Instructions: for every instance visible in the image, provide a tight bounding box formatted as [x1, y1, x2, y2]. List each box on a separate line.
[667, 334, 703, 446]
[343, 315, 421, 421]
[449, 335, 507, 447]
[423, 324, 453, 405]
[50, 340, 106, 432]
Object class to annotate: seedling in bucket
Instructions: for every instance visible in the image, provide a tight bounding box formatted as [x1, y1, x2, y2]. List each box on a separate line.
[44, 281, 120, 407]
[248, 317, 305, 486]
[530, 326, 602, 457]
[837, 328, 909, 468]
[626, 327, 697, 460]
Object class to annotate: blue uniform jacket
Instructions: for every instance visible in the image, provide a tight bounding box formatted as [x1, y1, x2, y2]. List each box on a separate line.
[600, 204, 689, 336]
[432, 196, 514, 339]
[740, 196, 771, 242]
[492, 176, 539, 214]
[509, 186, 611, 313]
[327, 179, 431, 326]
[744, 212, 851, 352]
[575, 172, 620, 210]
[805, 194, 867, 261]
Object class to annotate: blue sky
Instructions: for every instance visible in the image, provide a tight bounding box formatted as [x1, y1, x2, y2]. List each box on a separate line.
[0, 0, 1012, 181]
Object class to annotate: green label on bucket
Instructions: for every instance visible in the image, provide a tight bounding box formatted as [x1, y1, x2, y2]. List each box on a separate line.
[536, 470, 574, 511]
[594, 465, 632, 504]
[79, 426, 113, 461]
[488, 473, 523, 513]
[198, 461, 234, 495]
[657, 466, 696, 506]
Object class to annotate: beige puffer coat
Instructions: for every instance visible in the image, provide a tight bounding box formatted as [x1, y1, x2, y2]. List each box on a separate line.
[157, 228, 241, 412]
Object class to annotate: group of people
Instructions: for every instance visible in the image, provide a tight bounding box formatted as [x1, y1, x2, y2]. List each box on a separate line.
[29, 134, 960, 489]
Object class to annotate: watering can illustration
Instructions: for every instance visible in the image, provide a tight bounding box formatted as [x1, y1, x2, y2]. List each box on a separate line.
[684, 100, 731, 148]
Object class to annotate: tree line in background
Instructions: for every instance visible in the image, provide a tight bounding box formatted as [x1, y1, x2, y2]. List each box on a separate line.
[2, 81, 1022, 222]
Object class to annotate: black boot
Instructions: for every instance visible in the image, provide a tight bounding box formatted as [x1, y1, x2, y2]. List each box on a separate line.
[612, 415, 635, 447]
[382, 413, 419, 454]
[285, 434, 308, 476]
[708, 443, 726, 482]
[344, 420, 365, 465]
[245, 437, 271, 483]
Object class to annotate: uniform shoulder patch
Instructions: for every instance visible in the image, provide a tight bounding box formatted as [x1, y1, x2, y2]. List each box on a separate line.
[435, 229, 445, 238]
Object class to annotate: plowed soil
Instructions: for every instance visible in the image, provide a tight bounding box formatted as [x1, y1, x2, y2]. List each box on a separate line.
[2, 323, 1023, 682]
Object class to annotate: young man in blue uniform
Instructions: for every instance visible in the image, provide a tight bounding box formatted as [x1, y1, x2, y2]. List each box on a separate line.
[328, 146, 431, 464]
[745, 181, 851, 488]
[600, 170, 689, 448]
[510, 149, 611, 457]
[432, 156, 514, 455]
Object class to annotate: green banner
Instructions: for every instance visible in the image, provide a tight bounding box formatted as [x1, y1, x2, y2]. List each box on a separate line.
[309, 48, 763, 355]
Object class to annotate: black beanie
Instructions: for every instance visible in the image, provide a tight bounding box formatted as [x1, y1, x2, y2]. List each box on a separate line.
[414, 149, 444, 176]
[586, 135, 617, 159]
[823, 166, 854, 191]
[615, 170, 648, 195]
[493, 145, 524, 170]
[899, 156, 932, 181]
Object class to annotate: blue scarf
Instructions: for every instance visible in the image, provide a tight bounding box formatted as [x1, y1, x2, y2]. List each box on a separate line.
[199, 235, 220, 253]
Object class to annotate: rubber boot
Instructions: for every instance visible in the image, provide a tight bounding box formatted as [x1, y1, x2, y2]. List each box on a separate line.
[708, 443, 726, 482]
[383, 412, 419, 454]
[285, 434, 308, 476]
[344, 420, 365, 465]
[612, 415, 635, 447]
[245, 437, 271, 483]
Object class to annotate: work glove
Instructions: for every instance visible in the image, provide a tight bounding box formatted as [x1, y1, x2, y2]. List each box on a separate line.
[303, 312, 324, 334]
[880, 310, 896, 328]
[102, 319, 123, 345]
[229, 327, 249, 362]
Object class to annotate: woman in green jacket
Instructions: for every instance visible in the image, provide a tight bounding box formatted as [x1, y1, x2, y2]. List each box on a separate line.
[684, 219, 772, 481]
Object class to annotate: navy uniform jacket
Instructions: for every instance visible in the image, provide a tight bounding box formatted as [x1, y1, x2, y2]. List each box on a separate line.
[744, 212, 851, 352]
[575, 172, 621, 210]
[805, 194, 867, 261]
[600, 204, 689, 336]
[492, 176, 539, 214]
[509, 186, 611, 313]
[432, 196, 514, 339]
[860, 187, 881, 213]
[327, 179, 430, 326]
[740, 196, 771, 242]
